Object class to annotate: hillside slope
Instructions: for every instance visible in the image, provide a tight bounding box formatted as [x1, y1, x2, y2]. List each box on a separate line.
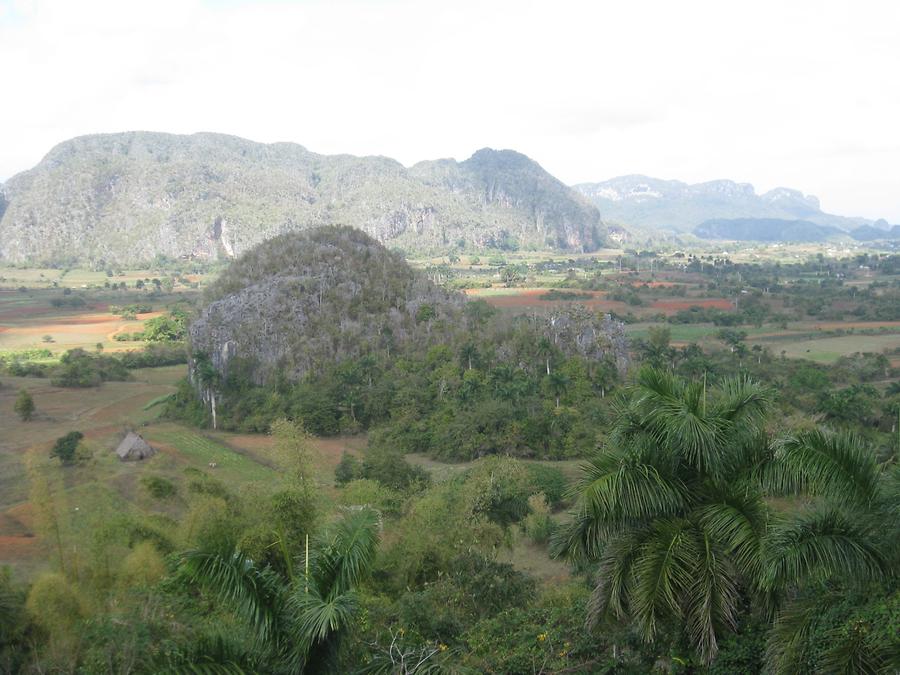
[0, 132, 606, 265]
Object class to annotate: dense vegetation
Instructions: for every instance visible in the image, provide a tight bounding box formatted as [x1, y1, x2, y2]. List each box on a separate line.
[181, 228, 628, 461]
[4, 239, 900, 673]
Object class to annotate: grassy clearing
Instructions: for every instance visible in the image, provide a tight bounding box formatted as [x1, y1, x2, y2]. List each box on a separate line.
[765, 333, 900, 363]
[144, 424, 275, 484]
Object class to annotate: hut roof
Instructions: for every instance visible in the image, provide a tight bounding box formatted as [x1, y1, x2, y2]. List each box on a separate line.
[115, 432, 156, 461]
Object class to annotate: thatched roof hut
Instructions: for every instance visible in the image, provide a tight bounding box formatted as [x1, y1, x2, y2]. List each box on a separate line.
[115, 432, 156, 461]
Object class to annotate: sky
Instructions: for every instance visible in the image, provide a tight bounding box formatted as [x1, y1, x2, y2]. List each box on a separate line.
[1, 0, 899, 221]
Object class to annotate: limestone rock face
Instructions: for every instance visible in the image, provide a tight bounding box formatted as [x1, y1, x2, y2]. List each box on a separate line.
[0, 132, 606, 265]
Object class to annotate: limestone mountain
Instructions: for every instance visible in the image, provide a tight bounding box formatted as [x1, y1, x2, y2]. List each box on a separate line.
[189, 226, 466, 391]
[574, 174, 875, 234]
[0, 132, 606, 265]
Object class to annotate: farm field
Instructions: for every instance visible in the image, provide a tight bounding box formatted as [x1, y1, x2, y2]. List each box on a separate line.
[0, 267, 213, 290]
[0, 288, 180, 357]
[757, 333, 900, 363]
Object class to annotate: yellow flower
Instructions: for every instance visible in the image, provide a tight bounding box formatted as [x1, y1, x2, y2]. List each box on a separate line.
[537, 632, 547, 642]
[439, 643, 448, 652]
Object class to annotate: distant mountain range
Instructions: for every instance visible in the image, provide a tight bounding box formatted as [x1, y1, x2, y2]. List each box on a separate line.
[0, 132, 606, 265]
[1, 135, 897, 264]
[574, 175, 899, 243]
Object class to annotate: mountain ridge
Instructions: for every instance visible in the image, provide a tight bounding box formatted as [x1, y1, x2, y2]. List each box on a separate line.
[0, 132, 606, 265]
[573, 174, 887, 234]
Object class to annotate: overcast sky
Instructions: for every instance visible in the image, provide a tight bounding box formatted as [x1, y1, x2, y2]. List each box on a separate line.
[1, 0, 898, 221]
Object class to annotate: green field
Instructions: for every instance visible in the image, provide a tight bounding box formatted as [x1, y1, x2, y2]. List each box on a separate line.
[765, 333, 900, 363]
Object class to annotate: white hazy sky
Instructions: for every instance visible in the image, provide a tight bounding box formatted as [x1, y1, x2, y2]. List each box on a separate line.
[1, 0, 899, 221]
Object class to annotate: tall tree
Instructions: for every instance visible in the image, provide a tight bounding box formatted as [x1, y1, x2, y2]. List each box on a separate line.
[555, 368, 895, 667]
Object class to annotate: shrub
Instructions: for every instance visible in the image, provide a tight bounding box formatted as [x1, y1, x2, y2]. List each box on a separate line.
[525, 463, 568, 507]
[337, 479, 403, 515]
[118, 542, 167, 588]
[25, 573, 87, 635]
[334, 452, 361, 485]
[522, 493, 554, 544]
[141, 475, 177, 500]
[14, 389, 35, 421]
[51, 431, 84, 464]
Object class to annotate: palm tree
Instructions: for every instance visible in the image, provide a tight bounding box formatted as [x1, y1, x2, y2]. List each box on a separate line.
[761, 429, 897, 673]
[178, 507, 381, 673]
[555, 367, 897, 668]
[555, 367, 774, 662]
[545, 370, 570, 409]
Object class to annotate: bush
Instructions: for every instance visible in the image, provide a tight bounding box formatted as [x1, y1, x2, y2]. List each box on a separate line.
[14, 389, 35, 421]
[522, 493, 554, 544]
[50, 349, 131, 387]
[525, 463, 568, 507]
[118, 542, 167, 588]
[336, 479, 403, 515]
[361, 446, 430, 492]
[51, 431, 84, 464]
[141, 475, 177, 499]
[25, 573, 87, 635]
[334, 452, 362, 485]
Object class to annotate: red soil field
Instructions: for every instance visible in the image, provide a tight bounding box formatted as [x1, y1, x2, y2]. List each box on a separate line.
[465, 289, 629, 312]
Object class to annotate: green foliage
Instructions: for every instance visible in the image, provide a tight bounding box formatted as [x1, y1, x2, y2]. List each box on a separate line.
[557, 367, 899, 667]
[142, 308, 187, 342]
[522, 493, 554, 544]
[14, 388, 35, 421]
[334, 451, 361, 486]
[50, 348, 131, 387]
[141, 475, 177, 499]
[25, 572, 87, 636]
[359, 443, 430, 492]
[524, 463, 568, 507]
[336, 479, 403, 516]
[50, 431, 84, 464]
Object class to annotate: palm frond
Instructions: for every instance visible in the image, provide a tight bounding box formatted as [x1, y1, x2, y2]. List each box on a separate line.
[163, 631, 262, 674]
[820, 621, 890, 675]
[309, 506, 381, 601]
[684, 530, 740, 663]
[290, 587, 358, 645]
[712, 376, 773, 428]
[576, 446, 688, 530]
[629, 519, 697, 643]
[766, 592, 834, 675]
[586, 528, 648, 624]
[773, 429, 881, 507]
[763, 508, 887, 593]
[693, 483, 768, 586]
[178, 548, 284, 648]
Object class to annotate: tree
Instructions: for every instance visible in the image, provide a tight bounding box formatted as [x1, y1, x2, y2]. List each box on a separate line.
[640, 326, 674, 369]
[14, 389, 35, 421]
[555, 367, 894, 666]
[178, 507, 381, 672]
[51, 431, 84, 464]
[716, 328, 747, 353]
